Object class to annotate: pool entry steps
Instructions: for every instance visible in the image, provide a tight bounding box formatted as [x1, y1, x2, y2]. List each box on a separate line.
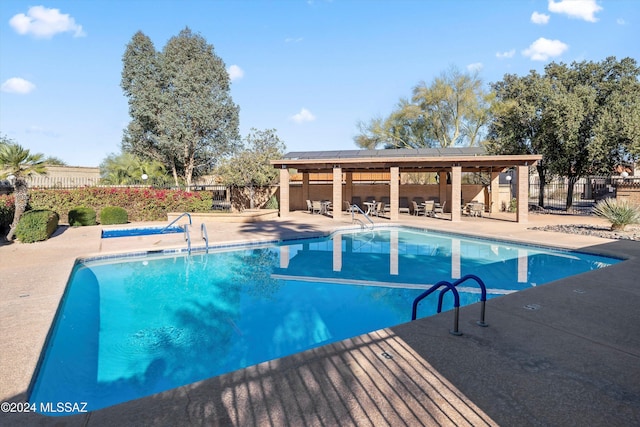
[411, 274, 488, 336]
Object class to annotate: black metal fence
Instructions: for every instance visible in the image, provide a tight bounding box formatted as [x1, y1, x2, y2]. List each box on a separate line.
[529, 176, 619, 214]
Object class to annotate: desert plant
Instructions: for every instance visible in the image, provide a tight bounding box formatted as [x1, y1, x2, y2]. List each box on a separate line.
[0, 139, 47, 240]
[100, 206, 128, 225]
[592, 198, 640, 231]
[68, 206, 97, 226]
[265, 195, 278, 210]
[14, 209, 59, 243]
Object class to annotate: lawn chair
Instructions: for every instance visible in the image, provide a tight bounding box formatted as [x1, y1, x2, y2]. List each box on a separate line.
[412, 201, 425, 216]
[311, 200, 323, 214]
[469, 202, 484, 217]
[423, 200, 435, 217]
[374, 201, 385, 217]
[434, 200, 446, 217]
[399, 197, 411, 214]
[306, 200, 313, 213]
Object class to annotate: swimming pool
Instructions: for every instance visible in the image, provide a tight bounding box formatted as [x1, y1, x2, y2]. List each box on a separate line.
[101, 225, 184, 238]
[29, 227, 621, 415]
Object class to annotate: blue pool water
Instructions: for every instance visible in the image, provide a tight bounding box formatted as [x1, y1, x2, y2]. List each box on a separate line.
[30, 228, 621, 415]
[101, 226, 183, 238]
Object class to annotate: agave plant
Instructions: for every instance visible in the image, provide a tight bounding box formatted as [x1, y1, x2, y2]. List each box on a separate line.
[592, 198, 640, 231]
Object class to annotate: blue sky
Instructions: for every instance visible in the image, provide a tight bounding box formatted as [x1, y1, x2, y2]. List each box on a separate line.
[1, 0, 638, 167]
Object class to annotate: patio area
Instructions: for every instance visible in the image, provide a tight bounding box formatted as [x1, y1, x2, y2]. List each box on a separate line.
[1, 211, 639, 426]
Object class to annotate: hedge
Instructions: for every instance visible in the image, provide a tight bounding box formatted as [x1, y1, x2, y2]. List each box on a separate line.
[15, 209, 59, 243]
[68, 206, 97, 226]
[28, 188, 214, 223]
[100, 206, 128, 225]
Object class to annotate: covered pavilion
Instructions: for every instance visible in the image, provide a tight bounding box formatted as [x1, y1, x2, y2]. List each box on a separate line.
[271, 148, 542, 223]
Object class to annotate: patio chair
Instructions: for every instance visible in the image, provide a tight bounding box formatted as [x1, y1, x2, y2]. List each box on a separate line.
[344, 200, 355, 213]
[306, 199, 313, 213]
[399, 197, 411, 214]
[433, 200, 446, 217]
[412, 201, 425, 216]
[374, 201, 385, 217]
[311, 200, 323, 214]
[351, 196, 362, 210]
[470, 202, 484, 217]
[423, 200, 435, 217]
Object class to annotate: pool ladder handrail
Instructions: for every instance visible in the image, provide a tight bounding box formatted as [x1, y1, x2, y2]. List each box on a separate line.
[350, 204, 374, 230]
[437, 274, 488, 328]
[162, 212, 192, 232]
[411, 274, 489, 335]
[200, 223, 209, 253]
[184, 223, 192, 254]
[411, 281, 462, 335]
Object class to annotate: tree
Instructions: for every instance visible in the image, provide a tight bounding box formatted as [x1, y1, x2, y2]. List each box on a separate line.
[216, 129, 286, 209]
[99, 152, 169, 185]
[43, 156, 67, 166]
[121, 28, 240, 188]
[488, 57, 640, 210]
[355, 67, 493, 149]
[0, 137, 47, 241]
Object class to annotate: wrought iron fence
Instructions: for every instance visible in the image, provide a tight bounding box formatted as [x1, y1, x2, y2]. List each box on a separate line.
[528, 175, 618, 214]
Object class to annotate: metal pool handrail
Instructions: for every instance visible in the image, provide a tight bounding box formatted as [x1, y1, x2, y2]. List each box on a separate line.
[350, 204, 374, 230]
[162, 212, 192, 232]
[411, 280, 462, 336]
[437, 274, 488, 327]
[184, 224, 191, 254]
[201, 223, 209, 253]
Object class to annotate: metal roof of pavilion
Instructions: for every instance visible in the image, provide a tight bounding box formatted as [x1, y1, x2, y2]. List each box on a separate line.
[271, 147, 541, 173]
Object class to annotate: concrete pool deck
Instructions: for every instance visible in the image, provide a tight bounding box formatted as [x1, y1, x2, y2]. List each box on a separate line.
[1, 212, 639, 426]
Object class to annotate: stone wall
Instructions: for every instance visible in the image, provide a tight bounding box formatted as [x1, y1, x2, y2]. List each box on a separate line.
[616, 183, 640, 205]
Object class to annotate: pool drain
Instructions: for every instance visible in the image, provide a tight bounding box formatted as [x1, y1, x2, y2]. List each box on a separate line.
[524, 303, 541, 310]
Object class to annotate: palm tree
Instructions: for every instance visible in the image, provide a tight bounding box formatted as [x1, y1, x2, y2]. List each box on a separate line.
[0, 140, 47, 240]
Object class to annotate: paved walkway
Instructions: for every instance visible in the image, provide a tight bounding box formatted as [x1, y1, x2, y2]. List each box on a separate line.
[1, 212, 639, 426]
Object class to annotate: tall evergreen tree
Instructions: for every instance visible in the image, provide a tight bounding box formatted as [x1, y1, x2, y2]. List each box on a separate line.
[121, 28, 240, 188]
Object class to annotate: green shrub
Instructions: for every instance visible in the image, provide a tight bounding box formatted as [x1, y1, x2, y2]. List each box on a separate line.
[592, 198, 640, 231]
[0, 195, 15, 234]
[15, 209, 59, 243]
[68, 206, 97, 226]
[265, 195, 279, 209]
[100, 206, 128, 225]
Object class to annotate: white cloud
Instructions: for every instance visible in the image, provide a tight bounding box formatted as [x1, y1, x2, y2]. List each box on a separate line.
[9, 6, 85, 39]
[467, 62, 483, 72]
[227, 65, 244, 81]
[531, 11, 550, 24]
[285, 37, 304, 43]
[1, 77, 36, 94]
[617, 18, 627, 25]
[290, 108, 316, 124]
[548, 0, 603, 23]
[496, 49, 516, 59]
[522, 37, 569, 61]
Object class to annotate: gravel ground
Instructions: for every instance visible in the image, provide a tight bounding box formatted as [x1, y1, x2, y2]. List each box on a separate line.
[530, 224, 640, 241]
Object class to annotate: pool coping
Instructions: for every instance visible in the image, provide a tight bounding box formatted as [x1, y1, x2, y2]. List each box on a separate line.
[1, 212, 639, 426]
